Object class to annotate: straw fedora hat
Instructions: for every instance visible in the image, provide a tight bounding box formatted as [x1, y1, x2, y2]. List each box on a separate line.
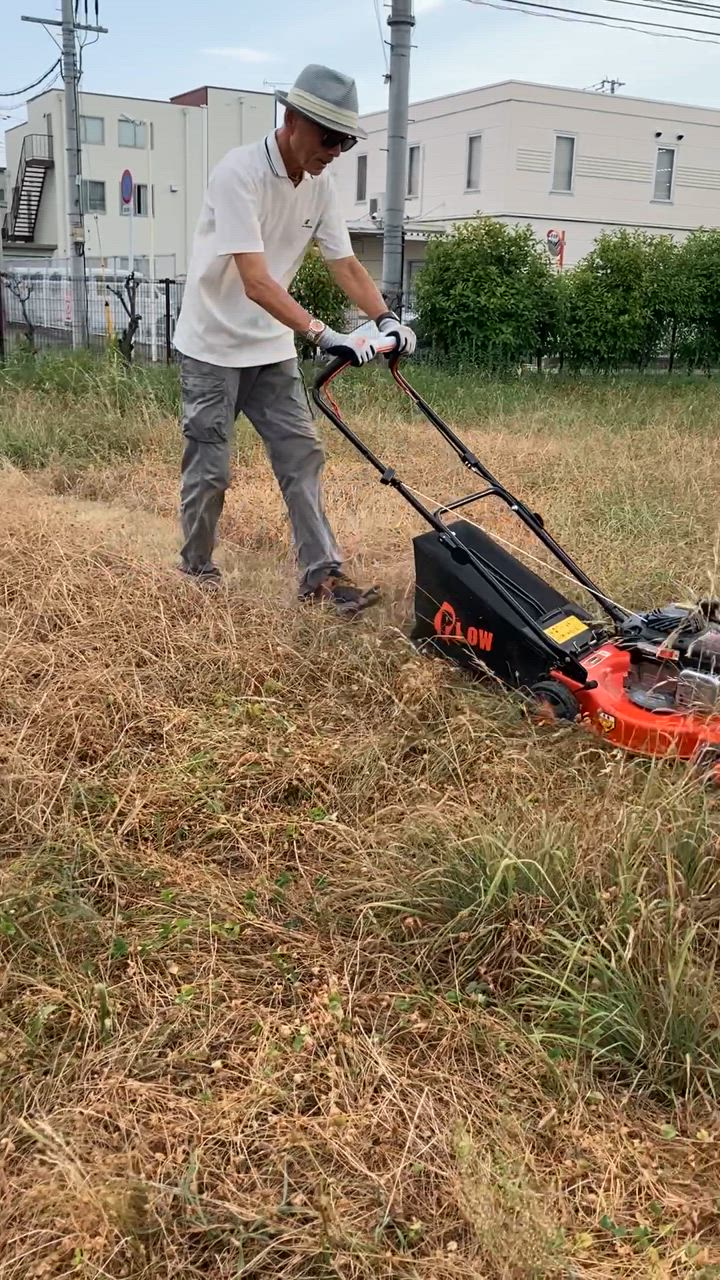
[275, 64, 368, 141]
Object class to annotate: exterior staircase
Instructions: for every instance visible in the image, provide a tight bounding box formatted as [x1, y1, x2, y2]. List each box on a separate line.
[1, 134, 54, 246]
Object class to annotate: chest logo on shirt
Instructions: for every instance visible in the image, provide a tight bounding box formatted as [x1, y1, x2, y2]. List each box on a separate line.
[302, 219, 313, 229]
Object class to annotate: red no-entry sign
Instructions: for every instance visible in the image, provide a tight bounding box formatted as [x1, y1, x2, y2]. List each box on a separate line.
[120, 169, 134, 205]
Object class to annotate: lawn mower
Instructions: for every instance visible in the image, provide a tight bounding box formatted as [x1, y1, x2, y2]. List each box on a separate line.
[312, 338, 720, 783]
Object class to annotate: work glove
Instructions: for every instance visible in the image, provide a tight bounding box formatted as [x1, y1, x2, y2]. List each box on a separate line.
[376, 311, 417, 355]
[317, 327, 379, 366]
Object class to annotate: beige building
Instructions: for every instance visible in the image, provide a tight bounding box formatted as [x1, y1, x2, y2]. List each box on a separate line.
[332, 79, 720, 300]
[4, 77, 720, 296]
[2, 84, 275, 275]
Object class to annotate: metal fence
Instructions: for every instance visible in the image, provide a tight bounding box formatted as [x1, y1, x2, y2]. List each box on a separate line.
[0, 266, 419, 366]
[0, 268, 186, 364]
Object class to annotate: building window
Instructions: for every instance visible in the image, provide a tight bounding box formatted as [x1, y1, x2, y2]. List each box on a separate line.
[0, 186, 5, 205]
[466, 134, 482, 191]
[81, 179, 106, 213]
[407, 144, 421, 198]
[552, 135, 575, 192]
[654, 147, 675, 201]
[118, 118, 147, 148]
[135, 183, 150, 216]
[356, 153, 367, 202]
[120, 182, 151, 216]
[80, 115, 104, 145]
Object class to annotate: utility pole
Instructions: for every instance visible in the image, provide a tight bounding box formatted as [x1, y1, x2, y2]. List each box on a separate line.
[22, 1, 107, 347]
[598, 76, 625, 94]
[0, 122, 7, 278]
[61, 0, 88, 347]
[381, 0, 414, 317]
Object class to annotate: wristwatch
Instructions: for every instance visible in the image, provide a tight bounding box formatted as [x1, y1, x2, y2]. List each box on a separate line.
[304, 318, 326, 345]
[375, 310, 400, 327]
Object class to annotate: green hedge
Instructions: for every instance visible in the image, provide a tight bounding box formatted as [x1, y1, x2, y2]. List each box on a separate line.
[412, 220, 720, 374]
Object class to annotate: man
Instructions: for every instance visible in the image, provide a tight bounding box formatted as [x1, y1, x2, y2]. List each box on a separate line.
[172, 63, 416, 615]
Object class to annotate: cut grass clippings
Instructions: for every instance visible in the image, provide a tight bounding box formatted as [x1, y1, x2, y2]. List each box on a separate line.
[0, 352, 719, 1278]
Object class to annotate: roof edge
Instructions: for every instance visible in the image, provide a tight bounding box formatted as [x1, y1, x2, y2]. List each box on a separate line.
[358, 77, 720, 120]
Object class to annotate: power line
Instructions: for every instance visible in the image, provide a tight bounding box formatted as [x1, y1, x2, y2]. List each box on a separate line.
[463, 0, 720, 41]
[372, 0, 391, 75]
[562, 0, 720, 29]
[78, 26, 101, 76]
[464, 0, 720, 22]
[465, 0, 720, 37]
[657, 0, 720, 12]
[465, 0, 720, 29]
[0, 60, 61, 98]
[610, 0, 720, 19]
[632, 0, 720, 11]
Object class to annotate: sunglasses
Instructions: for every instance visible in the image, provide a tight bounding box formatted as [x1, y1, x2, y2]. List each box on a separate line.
[319, 126, 357, 153]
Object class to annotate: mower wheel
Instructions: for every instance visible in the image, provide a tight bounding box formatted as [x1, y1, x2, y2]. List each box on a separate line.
[529, 679, 581, 722]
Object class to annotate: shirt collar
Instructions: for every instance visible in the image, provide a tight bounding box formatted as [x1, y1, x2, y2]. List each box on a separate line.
[264, 131, 310, 184]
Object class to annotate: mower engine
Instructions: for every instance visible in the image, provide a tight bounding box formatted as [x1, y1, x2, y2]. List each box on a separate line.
[621, 601, 720, 715]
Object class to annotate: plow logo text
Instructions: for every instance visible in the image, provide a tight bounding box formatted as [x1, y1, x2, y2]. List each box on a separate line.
[433, 601, 494, 652]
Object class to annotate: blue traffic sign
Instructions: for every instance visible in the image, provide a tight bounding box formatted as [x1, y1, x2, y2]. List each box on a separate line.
[120, 169, 133, 205]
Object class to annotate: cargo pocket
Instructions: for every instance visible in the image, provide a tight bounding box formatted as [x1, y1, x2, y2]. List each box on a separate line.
[180, 357, 235, 443]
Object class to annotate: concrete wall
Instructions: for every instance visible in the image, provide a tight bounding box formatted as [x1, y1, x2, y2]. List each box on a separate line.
[335, 80, 720, 270]
[504, 85, 720, 262]
[334, 83, 513, 229]
[205, 88, 275, 177]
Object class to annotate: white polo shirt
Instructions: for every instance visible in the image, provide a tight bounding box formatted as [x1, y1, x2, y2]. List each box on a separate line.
[173, 131, 353, 368]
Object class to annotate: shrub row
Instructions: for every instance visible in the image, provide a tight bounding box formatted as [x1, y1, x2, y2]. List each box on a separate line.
[292, 223, 720, 374]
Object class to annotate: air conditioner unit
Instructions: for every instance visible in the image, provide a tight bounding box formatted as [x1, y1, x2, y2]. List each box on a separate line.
[369, 193, 384, 221]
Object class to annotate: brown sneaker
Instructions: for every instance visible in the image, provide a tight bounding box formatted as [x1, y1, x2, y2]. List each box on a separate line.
[178, 562, 222, 590]
[300, 572, 381, 617]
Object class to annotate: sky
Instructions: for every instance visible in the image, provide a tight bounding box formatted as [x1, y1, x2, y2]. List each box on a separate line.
[3, 0, 720, 165]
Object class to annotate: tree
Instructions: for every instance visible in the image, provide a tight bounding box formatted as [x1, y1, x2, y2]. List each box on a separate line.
[289, 246, 347, 361]
[413, 218, 558, 371]
[1, 272, 38, 352]
[108, 272, 142, 365]
[561, 229, 683, 372]
[677, 229, 720, 373]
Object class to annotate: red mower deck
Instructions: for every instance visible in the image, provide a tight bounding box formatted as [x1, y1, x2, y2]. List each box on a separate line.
[312, 337, 720, 784]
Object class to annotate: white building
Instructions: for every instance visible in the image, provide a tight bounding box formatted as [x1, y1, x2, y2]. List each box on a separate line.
[2, 84, 275, 276]
[332, 79, 720, 298]
[4, 77, 720, 295]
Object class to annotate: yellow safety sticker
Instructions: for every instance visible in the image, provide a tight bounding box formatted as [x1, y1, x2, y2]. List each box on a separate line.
[544, 614, 589, 643]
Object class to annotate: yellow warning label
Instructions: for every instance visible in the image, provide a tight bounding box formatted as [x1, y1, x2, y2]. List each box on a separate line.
[544, 614, 589, 644]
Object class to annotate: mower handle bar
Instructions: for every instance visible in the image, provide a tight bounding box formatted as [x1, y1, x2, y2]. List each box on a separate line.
[317, 334, 401, 381]
[374, 337, 401, 356]
[311, 338, 628, 643]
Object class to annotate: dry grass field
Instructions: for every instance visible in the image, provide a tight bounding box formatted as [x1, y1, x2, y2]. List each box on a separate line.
[1, 353, 719, 1279]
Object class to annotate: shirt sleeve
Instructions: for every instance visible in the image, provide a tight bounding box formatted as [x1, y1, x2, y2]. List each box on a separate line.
[313, 176, 353, 261]
[211, 157, 264, 257]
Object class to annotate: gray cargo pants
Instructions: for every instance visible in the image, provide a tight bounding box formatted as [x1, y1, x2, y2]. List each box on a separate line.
[178, 354, 342, 591]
